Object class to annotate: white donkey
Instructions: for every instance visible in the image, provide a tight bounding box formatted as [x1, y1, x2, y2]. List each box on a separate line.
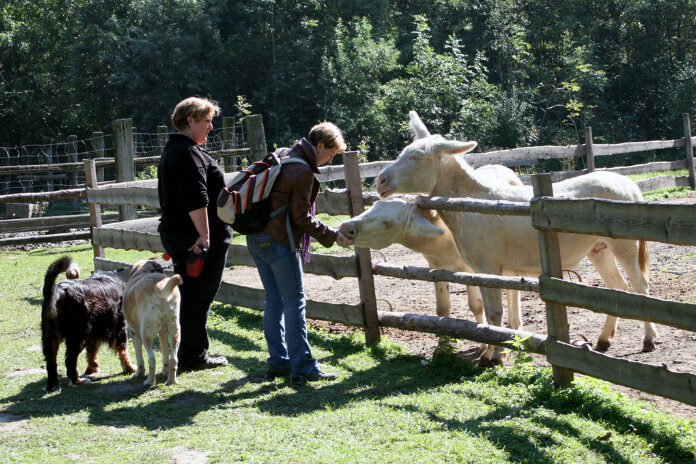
[339, 197, 522, 353]
[375, 111, 655, 366]
[340, 164, 523, 328]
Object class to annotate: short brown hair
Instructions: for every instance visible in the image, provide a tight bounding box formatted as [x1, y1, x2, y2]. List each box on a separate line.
[308, 122, 347, 152]
[171, 97, 221, 131]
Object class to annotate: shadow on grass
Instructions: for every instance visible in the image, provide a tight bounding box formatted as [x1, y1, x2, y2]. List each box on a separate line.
[381, 366, 694, 464]
[2, 302, 693, 463]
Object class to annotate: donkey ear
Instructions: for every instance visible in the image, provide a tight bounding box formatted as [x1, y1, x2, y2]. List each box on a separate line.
[409, 111, 431, 140]
[436, 140, 477, 155]
[410, 212, 445, 237]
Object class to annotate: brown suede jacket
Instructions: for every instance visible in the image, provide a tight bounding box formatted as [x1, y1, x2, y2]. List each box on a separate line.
[261, 138, 338, 249]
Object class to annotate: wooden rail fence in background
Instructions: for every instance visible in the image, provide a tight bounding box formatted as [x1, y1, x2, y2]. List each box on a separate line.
[2, 113, 695, 246]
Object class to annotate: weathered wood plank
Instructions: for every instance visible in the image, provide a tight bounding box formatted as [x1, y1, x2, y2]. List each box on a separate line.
[315, 189, 378, 215]
[636, 175, 691, 192]
[547, 341, 696, 406]
[94, 257, 365, 326]
[372, 263, 539, 292]
[227, 243, 359, 278]
[518, 160, 690, 186]
[215, 281, 365, 326]
[0, 231, 91, 246]
[84, 159, 104, 258]
[0, 188, 84, 203]
[465, 145, 585, 167]
[592, 138, 686, 156]
[0, 212, 123, 233]
[378, 311, 546, 354]
[92, 226, 165, 252]
[344, 151, 380, 345]
[683, 114, 695, 189]
[531, 197, 696, 245]
[316, 160, 392, 182]
[414, 195, 531, 216]
[532, 174, 573, 386]
[86, 184, 159, 208]
[539, 276, 696, 332]
[316, 189, 351, 215]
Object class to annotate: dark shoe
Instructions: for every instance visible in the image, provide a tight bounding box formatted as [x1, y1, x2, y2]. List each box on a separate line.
[178, 355, 228, 373]
[266, 366, 292, 379]
[292, 368, 337, 383]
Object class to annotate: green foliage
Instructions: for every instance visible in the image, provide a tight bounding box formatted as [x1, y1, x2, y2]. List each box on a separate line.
[2, 0, 696, 164]
[502, 335, 534, 366]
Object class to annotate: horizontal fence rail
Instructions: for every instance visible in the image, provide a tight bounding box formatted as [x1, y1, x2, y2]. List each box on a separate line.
[531, 198, 696, 246]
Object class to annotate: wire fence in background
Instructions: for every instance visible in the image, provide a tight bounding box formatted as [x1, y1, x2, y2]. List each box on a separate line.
[0, 123, 248, 196]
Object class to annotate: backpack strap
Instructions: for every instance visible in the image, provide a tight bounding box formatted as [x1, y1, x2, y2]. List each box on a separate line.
[270, 156, 311, 252]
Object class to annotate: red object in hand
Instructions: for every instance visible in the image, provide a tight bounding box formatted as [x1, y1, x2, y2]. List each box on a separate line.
[186, 248, 207, 278]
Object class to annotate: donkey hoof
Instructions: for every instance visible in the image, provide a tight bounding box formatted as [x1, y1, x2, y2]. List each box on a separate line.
[478, 355, 503, 368]
[594, 340, 611, 352]
[642, 340, 656, 352]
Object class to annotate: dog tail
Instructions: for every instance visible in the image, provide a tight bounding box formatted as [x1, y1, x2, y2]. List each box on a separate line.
[157, 274, 183, 297]
[43, 256, 74, 319]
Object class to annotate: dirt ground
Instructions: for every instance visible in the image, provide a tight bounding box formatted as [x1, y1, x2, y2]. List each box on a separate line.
[225, 193, 696, 419]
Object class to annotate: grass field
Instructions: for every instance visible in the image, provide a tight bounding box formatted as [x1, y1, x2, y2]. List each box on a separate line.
[1, 245, 695, 462]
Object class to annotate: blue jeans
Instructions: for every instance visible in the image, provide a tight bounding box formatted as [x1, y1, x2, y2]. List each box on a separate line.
[246, 232, 318, 375]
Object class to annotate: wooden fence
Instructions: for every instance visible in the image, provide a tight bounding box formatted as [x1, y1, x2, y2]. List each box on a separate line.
[84, 144, 696, 406]
[0, 115, 264, 245]
[3, 113, 695, 246]
[530, 173, 696, 405]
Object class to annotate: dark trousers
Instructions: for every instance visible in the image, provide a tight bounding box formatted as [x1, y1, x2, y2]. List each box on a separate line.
[170, 240, 229, 367]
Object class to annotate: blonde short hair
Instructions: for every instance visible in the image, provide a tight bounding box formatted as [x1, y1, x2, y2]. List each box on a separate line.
[171, 97, 221, 131]
[308, 122, 347, 152]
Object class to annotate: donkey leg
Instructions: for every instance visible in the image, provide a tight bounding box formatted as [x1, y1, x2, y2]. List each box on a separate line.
[610, 239, 657, 352]
[479, 287, 505, 366]
[587, 242, 629, 352]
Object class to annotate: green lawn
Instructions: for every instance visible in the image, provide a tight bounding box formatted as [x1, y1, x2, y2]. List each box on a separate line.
[1, 246, 695, 463]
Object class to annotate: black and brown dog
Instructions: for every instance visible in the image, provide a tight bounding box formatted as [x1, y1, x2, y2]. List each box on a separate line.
[41, 256, 135, 392]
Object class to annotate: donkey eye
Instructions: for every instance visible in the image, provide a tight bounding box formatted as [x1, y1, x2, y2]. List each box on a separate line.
[382, 221, 393, 229]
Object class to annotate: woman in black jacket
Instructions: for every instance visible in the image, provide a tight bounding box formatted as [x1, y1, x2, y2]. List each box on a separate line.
[158, 96, 231, 371]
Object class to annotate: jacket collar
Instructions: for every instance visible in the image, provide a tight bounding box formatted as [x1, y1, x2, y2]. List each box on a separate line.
[168, 132, 209, 154]
[292, 138, 320, 174]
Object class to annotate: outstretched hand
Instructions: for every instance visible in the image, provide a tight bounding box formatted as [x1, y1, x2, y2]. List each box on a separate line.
[336, 231, 354, 248]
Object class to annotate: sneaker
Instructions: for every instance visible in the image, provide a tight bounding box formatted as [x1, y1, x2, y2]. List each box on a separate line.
[178, 355, 228, 372]
[266, 366, 292, 379]
[291, 368, 338, 383]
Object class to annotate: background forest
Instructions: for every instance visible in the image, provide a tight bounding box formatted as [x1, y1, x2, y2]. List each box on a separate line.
[2, 0, 696, 162]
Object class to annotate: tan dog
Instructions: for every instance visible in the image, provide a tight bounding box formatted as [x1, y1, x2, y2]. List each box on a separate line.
[122, 260, 182, 386]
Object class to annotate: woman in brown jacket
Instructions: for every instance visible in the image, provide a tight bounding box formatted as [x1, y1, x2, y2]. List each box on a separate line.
[246, 122, 353, 382]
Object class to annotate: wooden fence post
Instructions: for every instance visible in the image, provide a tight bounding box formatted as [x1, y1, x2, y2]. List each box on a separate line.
[91, 132, 105, 182]
[222, 116, 236, 172]
[43, 137, 54, 192]
[584, 126, 595, 172]
[244, 114, 267, 163]
[84, 159, 104, 259]
[343, 151, 380, 345]
[683, 113, 695, 190]
[0, 147, 8, 195]
[157, 125, 169, 152]
[67, 135, 79, 211]
[531, 173, 574, 387]
[113, 118, 136, 220]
